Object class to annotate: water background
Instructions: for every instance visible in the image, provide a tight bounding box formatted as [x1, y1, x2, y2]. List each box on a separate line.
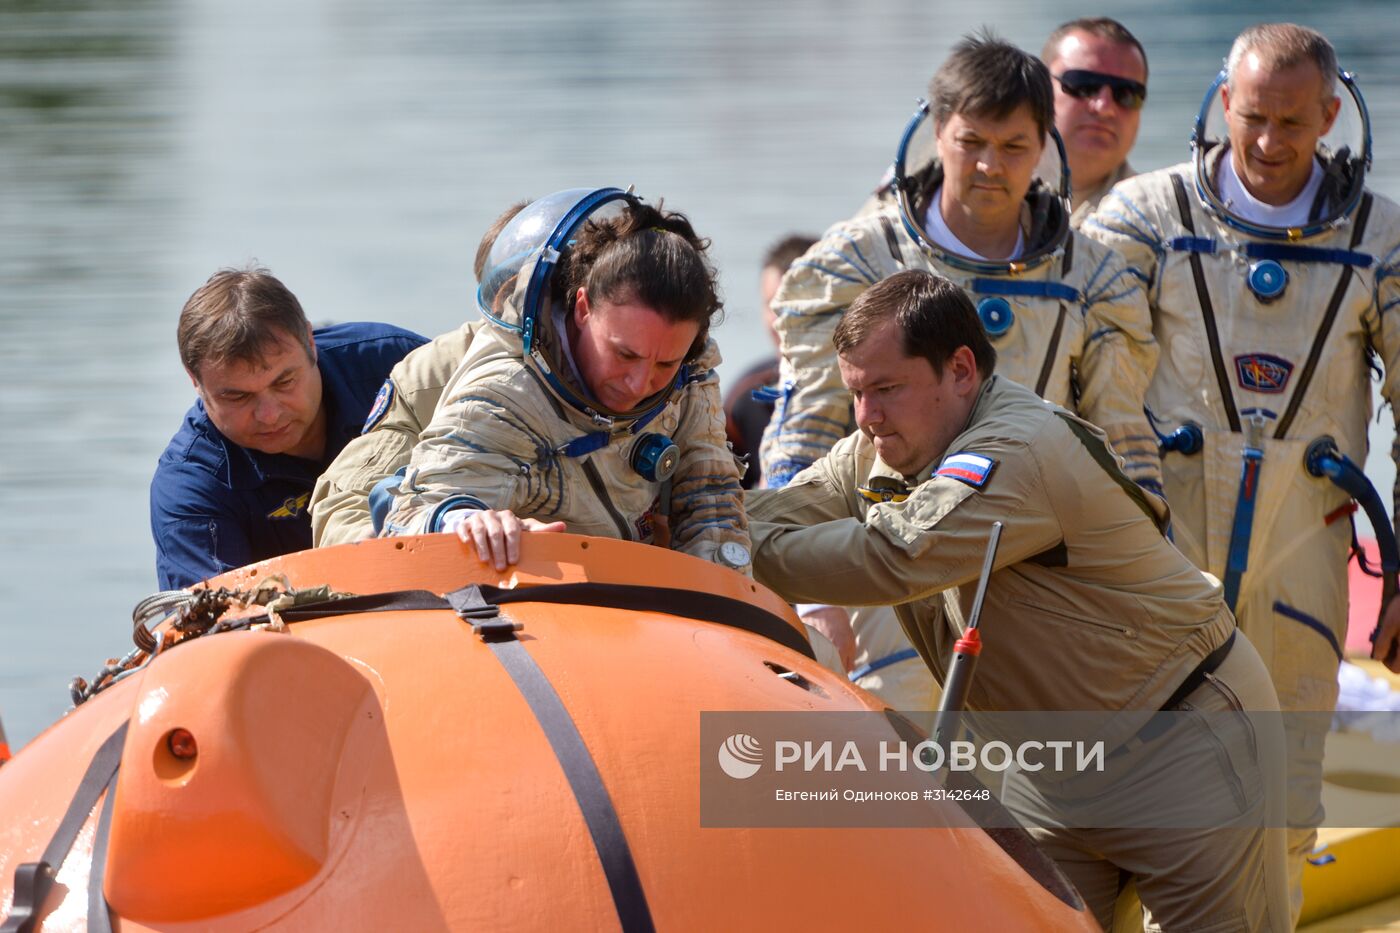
[4, 0, 1399, 748]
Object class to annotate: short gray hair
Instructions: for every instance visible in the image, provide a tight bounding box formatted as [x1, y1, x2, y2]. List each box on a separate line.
[1041, 18, 1148, 81]
[1226, 23, 1337, 101]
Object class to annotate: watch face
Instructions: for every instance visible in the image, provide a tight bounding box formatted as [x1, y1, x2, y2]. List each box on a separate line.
[720, 541, 751, 567]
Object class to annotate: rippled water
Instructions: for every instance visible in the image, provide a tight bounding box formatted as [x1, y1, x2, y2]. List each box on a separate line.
[3, 0, 1398, 747]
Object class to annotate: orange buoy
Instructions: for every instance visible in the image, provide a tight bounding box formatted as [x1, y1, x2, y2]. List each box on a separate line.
[0, 534, 1098, 931]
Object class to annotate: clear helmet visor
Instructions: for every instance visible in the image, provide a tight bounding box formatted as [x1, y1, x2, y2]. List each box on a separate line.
[1192, 67, 1372, 238]
[892, 100, 1071, 272]
[476, 187, 635, 350]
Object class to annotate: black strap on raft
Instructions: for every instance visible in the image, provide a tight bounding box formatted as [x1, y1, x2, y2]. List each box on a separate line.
[266, 581, 815, 660]
[1, 721, 127, 933]
[1171, 174, 1242, 433]
[87, 768, 120, 933]
[1273, 193, 1373, 439]
[453, 587, 656, 933]
[1306, 436, 1400, 664]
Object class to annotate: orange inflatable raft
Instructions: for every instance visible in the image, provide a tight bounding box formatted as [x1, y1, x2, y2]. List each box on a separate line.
[0, 534, 1097, 931]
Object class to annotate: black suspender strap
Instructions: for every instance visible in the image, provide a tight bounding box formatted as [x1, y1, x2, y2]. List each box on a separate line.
[1170, 173, 1242, 433]
[578, 457, 635, 541]
[1032, 237, 1076, 398]
[1034, 306, 1069, 398]
[521, 366, 632, 534]
[877, 213, 904, 265]
[457, 590, 655, 933]
[1, 721, 128, 933]
[1273, 193, 1374, 439]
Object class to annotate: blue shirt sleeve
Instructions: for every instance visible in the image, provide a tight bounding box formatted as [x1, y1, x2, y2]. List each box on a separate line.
[150, 462, 253, 589]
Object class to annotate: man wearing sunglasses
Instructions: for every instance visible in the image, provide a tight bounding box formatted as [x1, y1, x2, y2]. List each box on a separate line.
[1041, 18, 1148, 226]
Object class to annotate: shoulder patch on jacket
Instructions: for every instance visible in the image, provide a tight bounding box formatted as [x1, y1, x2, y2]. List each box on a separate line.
[935, 452, 998, 489]
[362, 379, 395, 434]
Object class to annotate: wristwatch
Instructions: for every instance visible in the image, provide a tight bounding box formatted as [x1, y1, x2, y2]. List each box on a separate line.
[718, 541, 751, 569]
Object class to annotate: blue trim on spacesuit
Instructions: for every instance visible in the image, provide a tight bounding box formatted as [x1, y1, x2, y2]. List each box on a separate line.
[1273, 602, 1344, 661]
[968, 278, 1080, 303]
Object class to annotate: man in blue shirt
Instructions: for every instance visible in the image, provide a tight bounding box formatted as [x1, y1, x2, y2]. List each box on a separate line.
[151, 266, 425, 588]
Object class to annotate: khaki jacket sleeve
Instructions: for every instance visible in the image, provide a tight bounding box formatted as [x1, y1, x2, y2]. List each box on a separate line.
[746, 435, 863, 528]
[312, 428, 418, 547]
[383, 381, 540, 535]
[1074, 240, 1163, 490]
[751, 439, 1061, 607]
[311, 324, 475, 546]
[667, 349, 751, 566]
[758, 221, 895, 487]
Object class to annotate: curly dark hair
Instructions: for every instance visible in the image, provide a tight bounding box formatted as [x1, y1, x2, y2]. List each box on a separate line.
[554, 200, 724, 360]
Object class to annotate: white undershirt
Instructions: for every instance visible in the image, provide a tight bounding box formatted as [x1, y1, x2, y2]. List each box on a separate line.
[1218, 153, 1324, 229]
[552, 305, 599, 405]
[923, 185, 1024, 261]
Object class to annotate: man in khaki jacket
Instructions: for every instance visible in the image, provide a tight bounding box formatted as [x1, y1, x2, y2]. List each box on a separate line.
[747, 270, 1288, 932]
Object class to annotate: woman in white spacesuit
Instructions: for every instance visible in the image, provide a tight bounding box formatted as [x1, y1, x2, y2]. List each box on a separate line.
[385, 188, 752, 574]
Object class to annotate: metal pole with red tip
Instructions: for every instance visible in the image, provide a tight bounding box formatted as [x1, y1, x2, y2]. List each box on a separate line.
[931, 521, 1003, 752]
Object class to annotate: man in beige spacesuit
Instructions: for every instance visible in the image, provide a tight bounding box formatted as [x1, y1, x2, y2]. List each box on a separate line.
[382, 188, 752, 574]
[758, 33, 1160, 711]
[1084, 23, 1400, 917]
[748, 269, 1289, 932]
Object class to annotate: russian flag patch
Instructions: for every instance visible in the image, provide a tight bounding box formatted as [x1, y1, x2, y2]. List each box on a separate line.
[935, 452, 997, 489]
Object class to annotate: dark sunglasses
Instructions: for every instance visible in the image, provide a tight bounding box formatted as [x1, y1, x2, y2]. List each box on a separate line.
[1054, 69, 1147, 110]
